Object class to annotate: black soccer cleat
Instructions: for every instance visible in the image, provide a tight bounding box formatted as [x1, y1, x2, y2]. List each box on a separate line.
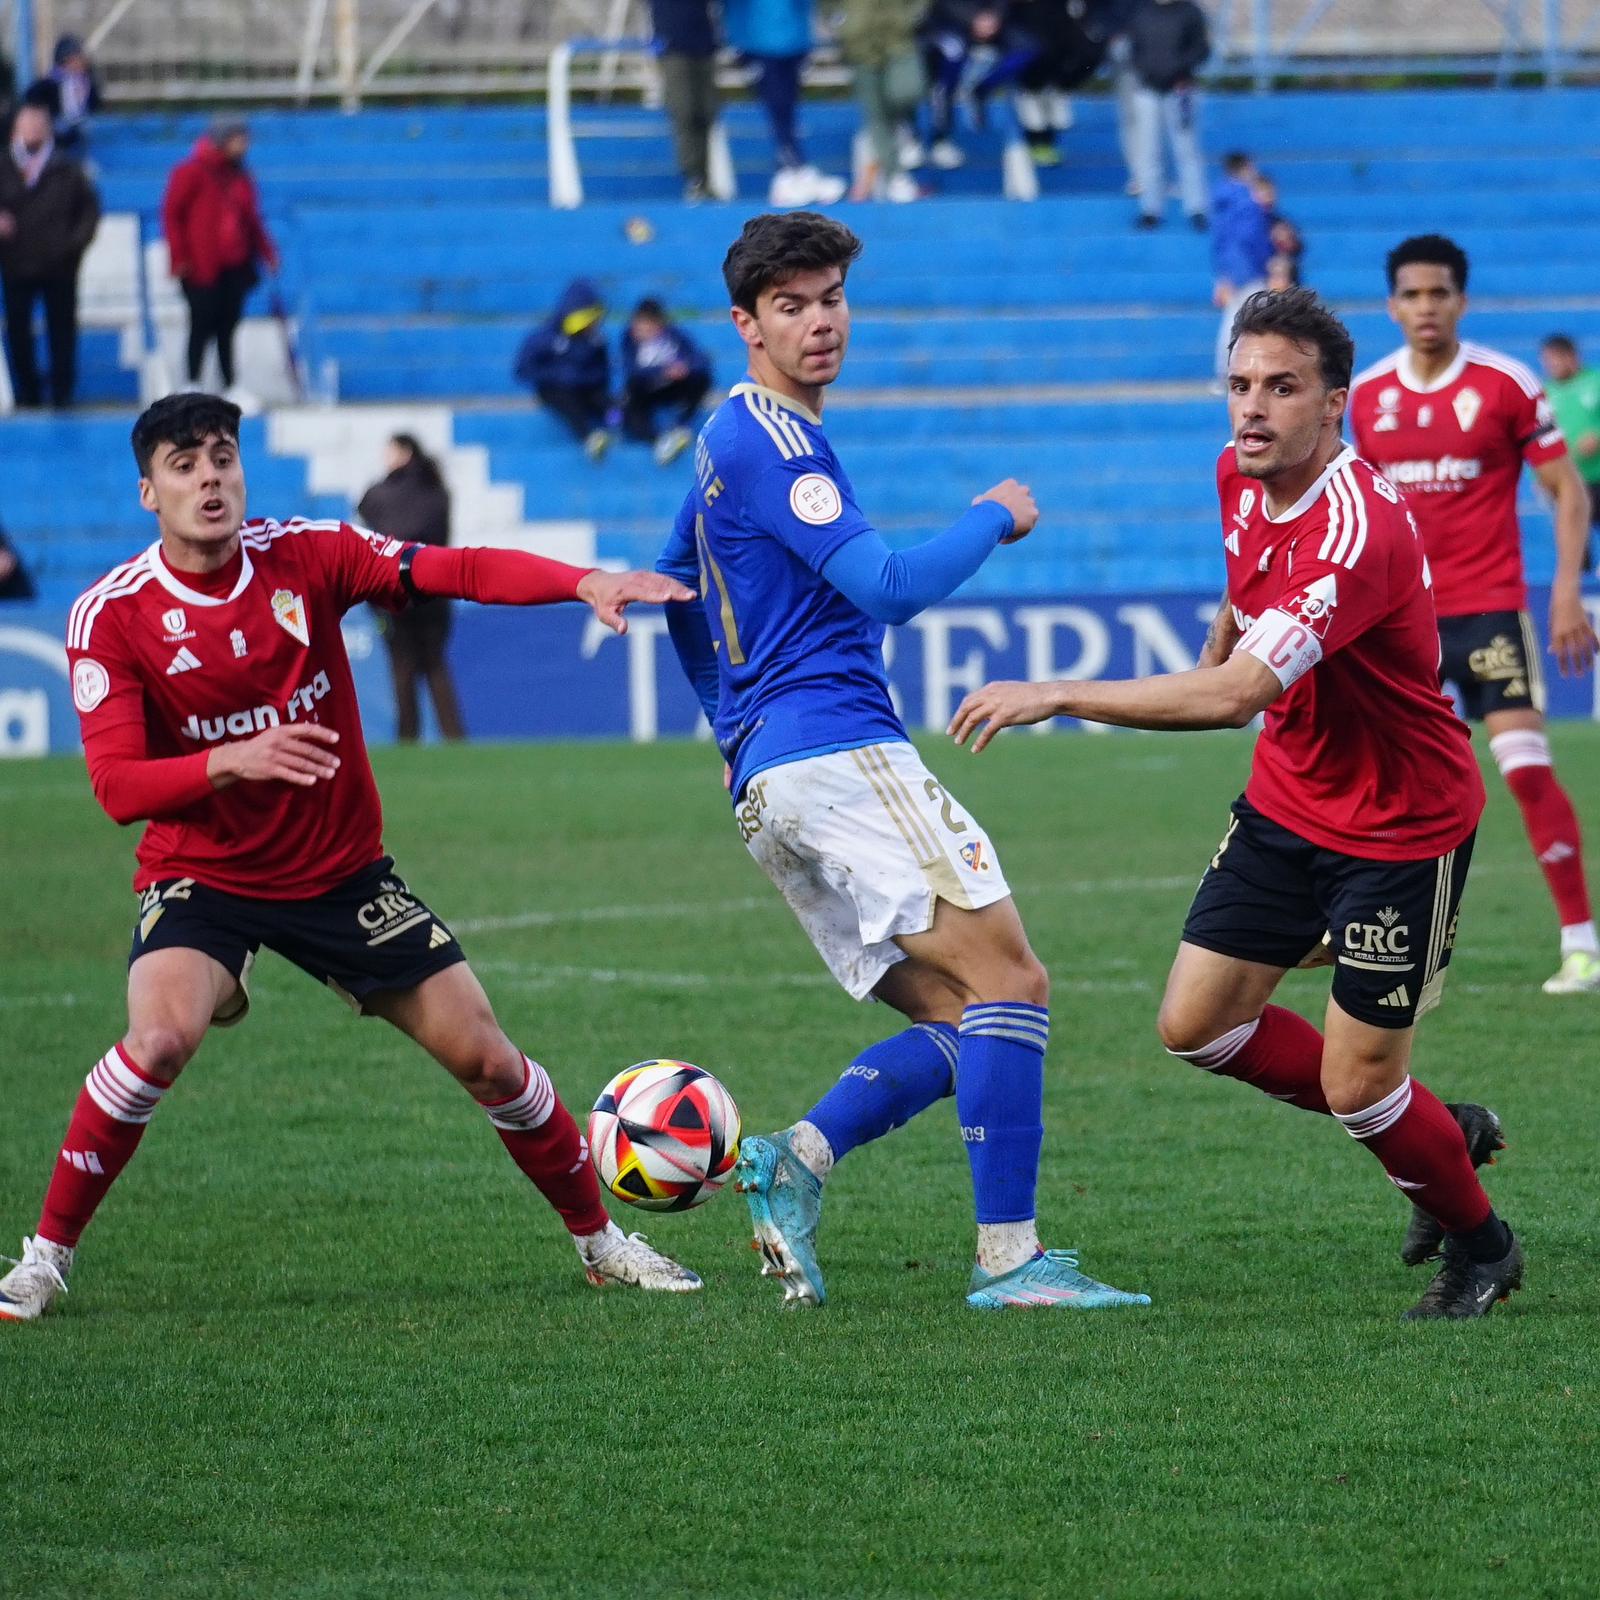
[1399, 1103, 1506, 1266]
[1402, 1230, 1524, 1321]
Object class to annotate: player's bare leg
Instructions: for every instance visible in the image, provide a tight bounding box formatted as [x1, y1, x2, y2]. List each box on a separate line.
[1157, 943, 1332, 1110]
[1484, 706, 1600, 992]
[366, 964, 701, 1292]
[1, 948, 229, 1323]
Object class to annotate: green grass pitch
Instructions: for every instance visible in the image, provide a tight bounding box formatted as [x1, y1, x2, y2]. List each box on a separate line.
[2, 728, 1597, 1599]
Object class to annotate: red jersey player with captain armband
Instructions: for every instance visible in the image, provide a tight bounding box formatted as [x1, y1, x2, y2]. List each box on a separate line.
[1349, 234, 1600, 995]
[951, 289, 1523, 1321]
[0, 392, 700, 1323]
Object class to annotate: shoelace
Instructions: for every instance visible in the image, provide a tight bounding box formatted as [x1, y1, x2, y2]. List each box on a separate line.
[0, 1249, 68, 1299]
[1418, 1251, 1474, 1309]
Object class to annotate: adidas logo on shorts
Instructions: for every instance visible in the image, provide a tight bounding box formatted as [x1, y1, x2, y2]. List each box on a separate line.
[1378, 984, 1411, 1009]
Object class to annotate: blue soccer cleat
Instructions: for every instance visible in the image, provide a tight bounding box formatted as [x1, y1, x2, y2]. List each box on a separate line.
[733, 1132, 826, 1307]
[966, 1248, 1152, 1311]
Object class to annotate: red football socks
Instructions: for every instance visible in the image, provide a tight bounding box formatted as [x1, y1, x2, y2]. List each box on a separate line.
[481, 1055, 609, 1237]
[1169, 1005, 1331, 1113]
[1335, 1076, 1492, 1233]
[37, 1045, 168, 1249]
[1493, 734, 1593, 927]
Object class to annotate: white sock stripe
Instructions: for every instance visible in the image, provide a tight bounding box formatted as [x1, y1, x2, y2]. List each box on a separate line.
[960, 1006, 1050, 1040]
[484, 1056, 556, 1131]
[1489, 728, 1552, 774]
[1167, 1017, 1259, 1070]
[962, 1025, 1050, 1051]
[84, 1049, 166, 1124]
[1335, 1076, 1413, 1140]
[913, 1024, 960, 1070]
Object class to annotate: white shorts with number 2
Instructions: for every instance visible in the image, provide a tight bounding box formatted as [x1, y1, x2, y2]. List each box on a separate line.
[737, 741, 1013, 1000]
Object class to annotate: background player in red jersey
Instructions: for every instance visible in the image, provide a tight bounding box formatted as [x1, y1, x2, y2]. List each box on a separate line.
[1349, 234, 1600, 995]
[0, 393, 699, 1322]
[950, 289, 1522, 1320]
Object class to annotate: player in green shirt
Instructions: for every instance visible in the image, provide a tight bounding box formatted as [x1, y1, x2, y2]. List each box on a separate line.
[1541, 334, 1600, 568]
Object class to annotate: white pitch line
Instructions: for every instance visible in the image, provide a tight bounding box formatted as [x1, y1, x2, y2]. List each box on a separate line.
[453, 896, 769, 935]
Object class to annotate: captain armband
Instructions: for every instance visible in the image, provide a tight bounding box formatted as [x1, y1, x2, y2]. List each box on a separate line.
[1238, 608, 1324, 689]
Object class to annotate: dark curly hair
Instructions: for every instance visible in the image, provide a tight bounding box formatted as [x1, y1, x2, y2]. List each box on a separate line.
[723, 211, 864, 314]
[1386, 233, 1469, 293]
[131, 392, 242, 475]
[1229, 287, 1355, 393]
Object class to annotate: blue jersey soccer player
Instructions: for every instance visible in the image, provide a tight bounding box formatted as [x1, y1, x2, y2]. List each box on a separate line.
[657, 211, 1149, 1311]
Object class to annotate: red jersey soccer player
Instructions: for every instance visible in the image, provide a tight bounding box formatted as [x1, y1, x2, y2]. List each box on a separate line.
[952, 289, 1522, 1320]
[0, 393, 700, 1323]
[1349, 234, 1600, 995]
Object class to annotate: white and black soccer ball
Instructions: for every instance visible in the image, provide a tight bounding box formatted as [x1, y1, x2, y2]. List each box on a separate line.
[588, 1059, 741, 1212]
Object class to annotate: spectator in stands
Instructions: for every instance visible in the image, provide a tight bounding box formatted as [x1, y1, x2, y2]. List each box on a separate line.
[1009, 0, 1108, 167]
[916, 2, 1016, 170]
[1127, 0, 1209, 230]
[23, 35, 102, 160]
[514, 279, 615, 462]
[357, 435, 466, 743]
[1540, 334, 1600, 572]
[1096, 0, 1143, 196]
[721, 0, 846, 206]
[620, 298, 713, 465]
[839, 0, 925, 201]
[1, 47, 17, 126]
[1208, 151, 1272, 380]
[0, 102, 100, 410]
[1252, 169, 1303, 290]
[652, 0, 721, 202]
[0, 523, 37, 601]
[161, 118, 279, 404]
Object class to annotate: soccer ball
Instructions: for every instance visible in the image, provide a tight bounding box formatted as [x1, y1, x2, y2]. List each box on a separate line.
[588, 1060, 741, 1212]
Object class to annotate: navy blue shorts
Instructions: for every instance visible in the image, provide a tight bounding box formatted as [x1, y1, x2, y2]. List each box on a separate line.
[129, 855, 465, 1017]
[1182, 798, 1474, 1029]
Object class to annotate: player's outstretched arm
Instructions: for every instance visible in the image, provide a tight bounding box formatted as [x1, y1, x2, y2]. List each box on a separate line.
[576, 569, 696, 635]
[406, 545, 691, 635]
[819, 480, 1036, 626]
[1533, 453, 1599, 675]
[950, 651, 1282, 751]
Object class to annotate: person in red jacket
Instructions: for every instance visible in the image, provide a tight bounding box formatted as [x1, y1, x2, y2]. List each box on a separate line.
[161, 119, 278, 395]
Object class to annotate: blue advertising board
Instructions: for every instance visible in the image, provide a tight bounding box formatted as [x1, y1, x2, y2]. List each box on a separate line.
[5, 587, 1600, 758]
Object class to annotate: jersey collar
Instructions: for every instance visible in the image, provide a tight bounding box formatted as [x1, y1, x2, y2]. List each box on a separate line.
[1264, 444, 1356, 524]
[729, 380, 822, 426]
[1394, 344, 1469, 394]
[148, 539, 256, 606]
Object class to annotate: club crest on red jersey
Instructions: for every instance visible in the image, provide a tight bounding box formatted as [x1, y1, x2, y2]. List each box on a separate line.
[1286, 573, 1339, 638]
[272, 589, 310, 646]
[1452, 387, 1482, 432]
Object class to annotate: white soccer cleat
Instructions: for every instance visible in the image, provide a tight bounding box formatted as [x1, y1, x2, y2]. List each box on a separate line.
[930, 139, 966, 170]
[1542, 951, 1600, 994]
[575, 1223, 703, 1292]
[0, 1236, 73, 1323]
[885, 172, 921, 204]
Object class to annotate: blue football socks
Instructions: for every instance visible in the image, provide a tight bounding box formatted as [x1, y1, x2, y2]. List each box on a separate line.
[956, 1003, 1048, 1224]
[804, 1023, 959, 1164]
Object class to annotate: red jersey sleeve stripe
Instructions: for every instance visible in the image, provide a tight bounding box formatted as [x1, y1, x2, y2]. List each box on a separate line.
[69, 554, 149, 648]
[71, 565, 156, 650]
[1332, 466, 1370, 568]
[1463, 343, 1544, 398]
